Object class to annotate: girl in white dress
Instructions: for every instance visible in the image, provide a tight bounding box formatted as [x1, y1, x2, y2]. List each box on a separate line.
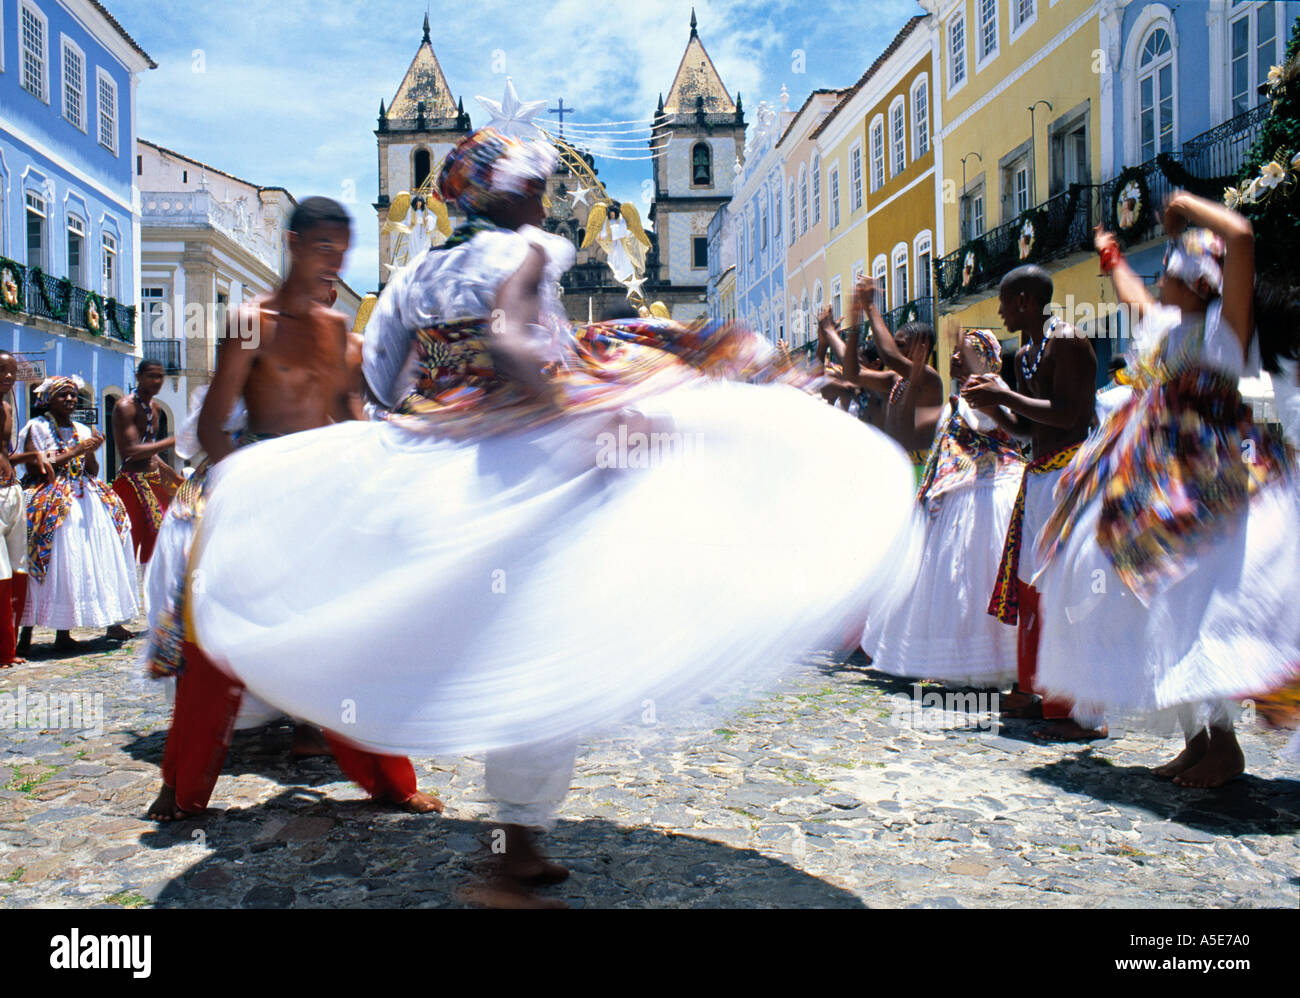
[18, 376, 138, 652]
[1032, 193, 1300, 787]
[863, 328, 1024, 685]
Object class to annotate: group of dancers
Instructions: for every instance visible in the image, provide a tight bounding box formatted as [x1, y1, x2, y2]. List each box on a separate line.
[7, 120, 1283, 907]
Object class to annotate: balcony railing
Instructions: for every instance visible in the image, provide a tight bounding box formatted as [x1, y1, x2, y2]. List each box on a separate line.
[882, 296, 934, 334]
[142, 338, 182, 373]
[0, 258, 135, 344]
[935, 184, 1092, 301]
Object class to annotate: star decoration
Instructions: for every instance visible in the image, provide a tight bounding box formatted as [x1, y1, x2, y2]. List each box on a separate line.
[622, 275, 647, 299]
[476, 77, 548, 141]
[569, 184, 592, 208]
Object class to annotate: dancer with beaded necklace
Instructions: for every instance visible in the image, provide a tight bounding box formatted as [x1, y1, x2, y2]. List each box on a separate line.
[111, 359, 181, 565]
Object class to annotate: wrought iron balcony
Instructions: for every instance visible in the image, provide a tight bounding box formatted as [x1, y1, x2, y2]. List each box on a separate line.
[935, 185, 1092, 302]
[881, 296, 934, 333]
[0, 257, 135, 344]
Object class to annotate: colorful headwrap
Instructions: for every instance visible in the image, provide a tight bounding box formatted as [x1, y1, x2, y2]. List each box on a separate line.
[437, 127, 558, 216]
[964, 328, 1003, 374]
[1162, 227, 1225, 298]
[35, 375, 85, 402]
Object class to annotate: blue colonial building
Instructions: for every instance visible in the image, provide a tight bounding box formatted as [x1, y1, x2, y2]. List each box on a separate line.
[1097, 0, 1300, 341]
[731, 99, 792, 344]
[0, 0, 153, 464]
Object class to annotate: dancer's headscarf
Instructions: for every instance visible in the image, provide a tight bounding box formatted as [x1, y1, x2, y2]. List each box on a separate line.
[1162, 227, 1225, 298]
[964, 328, 1003, 375]
[35, 375, 84, 403]
[437, 127, 558, 216]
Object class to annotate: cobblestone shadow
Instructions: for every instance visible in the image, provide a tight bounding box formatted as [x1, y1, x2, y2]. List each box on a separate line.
[137, 788, 867, 909]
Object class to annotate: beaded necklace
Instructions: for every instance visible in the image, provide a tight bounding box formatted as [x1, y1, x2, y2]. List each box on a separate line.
[43, 414, 85, 480]
[1021, 318, 1056, 385]
[132, 390, 156, 442]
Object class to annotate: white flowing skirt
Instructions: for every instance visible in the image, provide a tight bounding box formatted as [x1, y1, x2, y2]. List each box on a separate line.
[1031, 476, 1300, 718]
[190, 380, 922, 757]
[22, 483, 139, 629]
[863, 475, 1020, 686]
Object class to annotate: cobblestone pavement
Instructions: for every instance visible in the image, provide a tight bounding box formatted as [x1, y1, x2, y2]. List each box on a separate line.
[2, 623, 1298, 909]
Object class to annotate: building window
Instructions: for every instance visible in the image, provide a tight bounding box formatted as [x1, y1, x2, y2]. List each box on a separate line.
[692, 143, 712, 186]
[1004, 159, 1029, 217]
[97, 69, 118, 153]
[915, 234, 932, 299]
[141, 286, 167, 339]
[830, 278, 842, 322]
[890, 99, 907, 177]
[912, 78, 930, 159]
[829, 166, 841, 230]
[20, 3, 48, 101]
[25, 191, 47, 270]
[67, 214, 86, 285]
[798, 167, 808, 236]
[811, 154, 821, 225]
[977, 0, 999, 66]
[892, 246, 909, 310]
[949, 12, 967, 90]
[750, 211, 758, 261]
[787, 179, 796, 246]
[62, 39, 85, 129]
[760, 204, 767, 249]
[960, 187, 985, 243]
[1139, 27, 1175, 160]
[869, 119, 884, 194]
[692, 236, 708, 269]
[1230, 4, 1276, 117]
[852, 144, 865, 209]
[773, 184, 781, 239]
[413, 148, 431, 189]
[102, 232, 118, 297]
[871, 257, 888, 311]
[1011, 0, 1035, 37]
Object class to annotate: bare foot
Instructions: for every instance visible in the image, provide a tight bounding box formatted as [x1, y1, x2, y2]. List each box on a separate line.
[398, 791, 445, 814]
[105, 624, 135, 641]
[1152, 732, 1207, 779]
[52, 631, 82, 653]
[1032, 720, 1108, 742]
[0, 657, 20, 668]
[289, 723, 331, 758]
[146, 784, 203, 822]
[1174, 729, 1245, 788]
[458, 880, 569, 909]
[497, 823, 569, 885]
[16, 628, 31, 656]
[1001, 689, 1043, 720]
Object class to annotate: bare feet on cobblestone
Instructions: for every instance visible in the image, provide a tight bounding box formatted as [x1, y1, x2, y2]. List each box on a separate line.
[398, 791, 445, 814]
[1001, 689, 1043, 720]
[1152, 735, 1205, 779]
[0, 657, 19, 668]
[290, 723, 331, 758]
[1032, 720, 1108, 742]
[1173, 728, 1244, 788]
[461, 824, 569, 908]
[146, 784, 203, 822]
[16, 627, 31, 657]
[105, 624, 135, 641]
[52, 630, 82, 653]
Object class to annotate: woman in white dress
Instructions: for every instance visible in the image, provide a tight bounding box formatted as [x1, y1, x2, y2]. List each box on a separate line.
[184, 127, 921, 904]
[863, 328, 1024, 686]
[1032, 193, 1300, 787]
[17, 376, 138, 653]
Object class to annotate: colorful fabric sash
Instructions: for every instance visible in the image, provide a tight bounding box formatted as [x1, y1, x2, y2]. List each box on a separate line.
[987, 442, 1081, 625]
[114, 468, 170, 532]
[915, 402, 1025, 513]
[1037, 356, 1292, 605]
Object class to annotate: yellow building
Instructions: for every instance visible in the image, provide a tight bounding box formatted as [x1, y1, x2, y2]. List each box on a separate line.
[815, 15, 933, 336]
[778, 88, 847, 347]
[926, 0, 1105, 361]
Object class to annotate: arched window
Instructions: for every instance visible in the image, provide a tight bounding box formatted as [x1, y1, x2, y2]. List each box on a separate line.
[788, 179, 796, 245]
[692, 142, 712, 186]
[798, 166, 808, 236]
[773, 183, 781, 239]
[413, 148, 432, 190]
[1138, 27, 1174, 160]
[891, 243, 909, 310]
[811, 153, 821, 225]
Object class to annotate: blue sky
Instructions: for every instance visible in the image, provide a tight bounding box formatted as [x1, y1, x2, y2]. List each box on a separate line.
[117, 0, 923, 292]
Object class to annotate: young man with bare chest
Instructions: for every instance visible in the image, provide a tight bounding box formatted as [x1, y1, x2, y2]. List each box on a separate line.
[111, 359, 181, 564]
[147, 197, 440, 821]
[962, 265, 1106, 741]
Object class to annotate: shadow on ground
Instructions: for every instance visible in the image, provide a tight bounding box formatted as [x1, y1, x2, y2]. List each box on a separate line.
[135, 787, 866, 909]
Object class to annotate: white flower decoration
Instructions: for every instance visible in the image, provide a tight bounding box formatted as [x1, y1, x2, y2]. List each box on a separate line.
[1259, 161, 1286, 190]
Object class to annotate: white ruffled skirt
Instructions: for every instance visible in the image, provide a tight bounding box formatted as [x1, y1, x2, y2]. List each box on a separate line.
[22, 483, 139, 629]
[1031, 476, 1300, 719]
[863, 475, 1021, 686]
[189, 380, 922, 757]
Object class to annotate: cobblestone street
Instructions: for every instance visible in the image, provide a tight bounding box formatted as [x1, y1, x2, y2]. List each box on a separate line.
[2, 625, 1298, 909]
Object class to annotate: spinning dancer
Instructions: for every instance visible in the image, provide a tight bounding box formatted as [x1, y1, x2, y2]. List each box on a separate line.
[183, 128, 921, 906]
[1032, 193, 1300, 785]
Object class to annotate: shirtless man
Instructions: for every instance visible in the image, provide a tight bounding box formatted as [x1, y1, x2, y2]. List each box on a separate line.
[962, 264, 1105, 741]
[0, 351, 53, 666]
[147, 196, 441, 820]
[111, 359, 181, 564]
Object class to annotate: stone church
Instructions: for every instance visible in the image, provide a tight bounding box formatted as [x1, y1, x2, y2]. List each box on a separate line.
[372, 12, 745, 323]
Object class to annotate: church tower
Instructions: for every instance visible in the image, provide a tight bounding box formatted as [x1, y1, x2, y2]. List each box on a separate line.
[374, 15, 471, 287]
[647, 9, 745, 320]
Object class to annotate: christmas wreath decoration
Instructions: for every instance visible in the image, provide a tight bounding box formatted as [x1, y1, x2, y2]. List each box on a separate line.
[84, 291, 104, 334]
[1111, 165, 1152, 243]
[1015, 206, 1047, 262]
[0, 259, 22, 313]
[953, 238, 990, 297]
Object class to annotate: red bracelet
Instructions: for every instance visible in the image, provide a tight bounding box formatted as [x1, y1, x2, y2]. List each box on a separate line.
[1099, 243, 1122, 274]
